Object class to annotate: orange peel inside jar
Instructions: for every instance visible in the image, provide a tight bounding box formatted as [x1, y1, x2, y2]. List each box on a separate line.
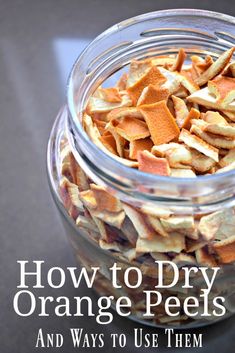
[57, 47, 235, 328]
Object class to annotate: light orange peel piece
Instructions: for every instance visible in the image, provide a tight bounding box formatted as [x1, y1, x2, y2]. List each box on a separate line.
[137, 150, 171, 176]
[172, 95, 189, 128]
[80, 189, 97, 209]
[203, 122, 235, 138]
[160, 216, 195, 234]
[191, 124, 235, 149]
[198, 208, 235, 241]
[159, 67, 182, 93]
[173, 253, 197, 266]
[91, 209, 125, 229]
[152, 143, 192, 169]
[181, 108, 200, 130]
[116, 72, 128, 90]
[219, 148, 235, 167]
[147, 215, 169, 237]
[191, 55, 214, 81]
[175, 71, 200, 94]
[136, 233, 185, 253]
[151, 56, 175, 67]
[126, 59, 153, 88]
[88, 93, 132, 113]
[179, 128, 219, 162]
[99, 134, 117, 155]
[195, 47, 235, 86]
[221, 110, 235, 122]
[90, 184, 123, 213]
[140, 205, 173, 219]
[187, 87, 235, 111]
[89, 213, 109, 240]
[213, 235, 235, 264]
[138, 101, 180, 145]
[173, 85, 188, 98]
[83, 114, 138, 168]
[208, 76, 235, 106]
[98, 87, 122, 103]
[92, 118, 106, 134]
[190, 149, 216, 173]
[120, 218, 138, 246]
[191, 55, 213, 74]
[115, 116, 150, 141]
[195, 248, 217, 267]
[137, 85, 169, 106]
[107, 107, 144, 121]
[202, 111, 228, 125]
[222, 61, 235, 77]
[60, 177, 84, 211]
[170, 48, 186, 72]
[105, 119, 126, 157]
[67, 152, 90, 191]
[76, 215, 100, 233]
[186, 237, 207, 253]
[127, 66, 167, 105]
[191, 118, 235, 138]
[123, 203, 156, 240]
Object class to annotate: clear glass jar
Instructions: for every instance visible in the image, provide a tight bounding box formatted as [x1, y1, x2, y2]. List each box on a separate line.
[47, 9, 235, 328]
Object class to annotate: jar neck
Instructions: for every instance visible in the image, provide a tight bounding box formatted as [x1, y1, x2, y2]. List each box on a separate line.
[66, 9, 235, 213]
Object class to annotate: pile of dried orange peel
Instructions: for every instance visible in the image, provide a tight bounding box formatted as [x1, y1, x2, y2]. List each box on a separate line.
[84, 47, 235, 177]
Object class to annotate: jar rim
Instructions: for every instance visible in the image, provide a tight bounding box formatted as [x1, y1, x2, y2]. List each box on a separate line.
[67, 9, 235, 205]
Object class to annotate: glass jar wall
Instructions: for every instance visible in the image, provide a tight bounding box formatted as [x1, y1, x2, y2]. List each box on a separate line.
[47, 10, 235, 327]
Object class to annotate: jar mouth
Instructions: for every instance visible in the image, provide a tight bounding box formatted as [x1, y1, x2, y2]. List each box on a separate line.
[66, 9, 235, 205]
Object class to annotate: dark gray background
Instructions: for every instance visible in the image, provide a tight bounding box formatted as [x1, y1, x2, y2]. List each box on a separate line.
[1, 1, 235, 352]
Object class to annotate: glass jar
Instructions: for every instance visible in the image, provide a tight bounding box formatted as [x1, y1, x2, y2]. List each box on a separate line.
[47, 9, 235, 328]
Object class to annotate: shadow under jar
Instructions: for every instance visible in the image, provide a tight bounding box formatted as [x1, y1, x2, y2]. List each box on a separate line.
[47, 9, 235, 328]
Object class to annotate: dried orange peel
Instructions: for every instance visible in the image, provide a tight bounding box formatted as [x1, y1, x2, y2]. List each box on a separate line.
[139, 101, 180, 145]
[127, 66, 167, 105]
[137, 150, 171, 176]
[137, 85, 169, 106]
[115, 116, 150, 141]
[129, 138, 153, 160]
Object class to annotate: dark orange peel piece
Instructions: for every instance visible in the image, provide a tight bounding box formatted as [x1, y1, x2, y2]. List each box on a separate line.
[138, 101, 180, 145]
[137, 150, 171, 176]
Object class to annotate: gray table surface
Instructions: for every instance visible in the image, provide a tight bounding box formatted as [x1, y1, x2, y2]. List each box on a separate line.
[1, 1, 235, 352]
